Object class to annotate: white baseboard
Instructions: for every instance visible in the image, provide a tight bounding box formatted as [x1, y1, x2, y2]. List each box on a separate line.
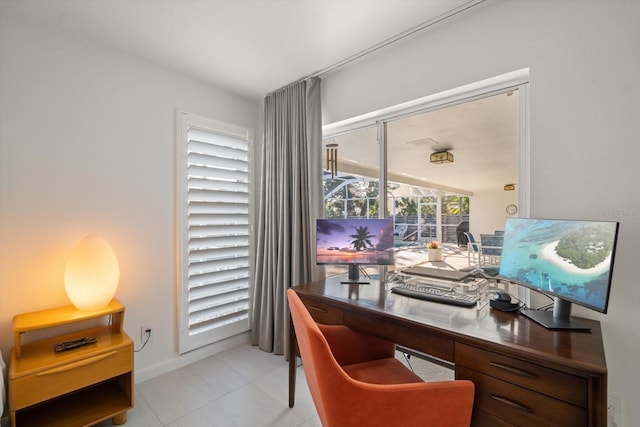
[134, 332, 251, 383]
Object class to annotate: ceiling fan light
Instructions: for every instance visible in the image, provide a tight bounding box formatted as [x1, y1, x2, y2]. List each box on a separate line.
[430, 150, 454, 164]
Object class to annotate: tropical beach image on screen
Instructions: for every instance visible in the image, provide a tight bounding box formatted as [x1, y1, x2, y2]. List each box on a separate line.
[499, 219, 618, 312]
[316, 218, 395, 265]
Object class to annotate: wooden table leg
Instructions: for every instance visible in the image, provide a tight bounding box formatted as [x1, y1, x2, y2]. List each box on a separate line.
[289, 315, 296, 408]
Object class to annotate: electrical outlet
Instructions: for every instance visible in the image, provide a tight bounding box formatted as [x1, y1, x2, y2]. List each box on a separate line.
[608, 395, 622, 427]
[140, 324, 154, 344]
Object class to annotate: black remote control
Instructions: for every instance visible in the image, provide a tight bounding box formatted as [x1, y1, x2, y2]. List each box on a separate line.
[54, 336, 97, 352]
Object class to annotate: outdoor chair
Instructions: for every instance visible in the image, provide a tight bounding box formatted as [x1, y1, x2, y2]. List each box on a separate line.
[464, 231, 480, 266]
[394, 223, 419, 247]
[456, 221, 469, 246]
[394, 224, 408, 245]
[479, 233, 503, 267]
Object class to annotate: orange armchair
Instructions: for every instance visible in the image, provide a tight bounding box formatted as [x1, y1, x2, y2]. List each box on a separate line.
[287, 289, 474, 427]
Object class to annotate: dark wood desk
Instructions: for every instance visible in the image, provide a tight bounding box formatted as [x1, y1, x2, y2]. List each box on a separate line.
[289, 278, 607, 426]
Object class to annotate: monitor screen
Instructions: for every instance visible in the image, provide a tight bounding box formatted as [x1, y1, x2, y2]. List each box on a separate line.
[499, 218, 618, 317]
[316, 218, 395, 266]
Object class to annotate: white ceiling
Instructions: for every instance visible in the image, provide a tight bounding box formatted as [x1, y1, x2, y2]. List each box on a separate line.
[1, 0, 473, 100]
[329, 91, 520, 195]
[3, 0, 516, 194]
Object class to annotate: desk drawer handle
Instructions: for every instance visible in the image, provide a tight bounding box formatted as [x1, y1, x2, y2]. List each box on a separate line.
[36, 351, 118, 376]
[309, 306, 328, 314]
[489, 362, 537, 378]
[490, 394, 532, 413]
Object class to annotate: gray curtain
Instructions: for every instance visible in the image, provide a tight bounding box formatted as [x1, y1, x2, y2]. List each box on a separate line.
[251, 77, 324, 356]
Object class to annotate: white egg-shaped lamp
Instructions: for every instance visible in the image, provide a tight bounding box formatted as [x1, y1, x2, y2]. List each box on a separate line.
[64, 235, 120, 310]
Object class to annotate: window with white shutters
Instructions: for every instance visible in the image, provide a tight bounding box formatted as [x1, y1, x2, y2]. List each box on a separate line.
[177, 111, 252, 354]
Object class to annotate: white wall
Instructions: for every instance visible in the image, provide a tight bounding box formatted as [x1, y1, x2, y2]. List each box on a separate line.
[469, 189, 517, 236]
[0, 12, 260, 380]
[321, 0, 640, 424]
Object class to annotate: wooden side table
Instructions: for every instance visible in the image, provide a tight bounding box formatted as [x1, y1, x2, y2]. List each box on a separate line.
[9, 299, 134, 426]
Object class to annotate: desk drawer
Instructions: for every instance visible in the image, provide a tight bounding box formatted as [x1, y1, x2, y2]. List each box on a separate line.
[11, 345, 133, 409]
[300, 298, 343, 325]
[345, 311, 454, 361]
[456, 343, 586, 407]
[470, 409, 514, 427]
[459, 366, 586, 426]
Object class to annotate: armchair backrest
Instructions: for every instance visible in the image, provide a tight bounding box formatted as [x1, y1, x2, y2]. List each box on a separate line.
[287, 288, 475, 427]
[287, 289, 352, 426]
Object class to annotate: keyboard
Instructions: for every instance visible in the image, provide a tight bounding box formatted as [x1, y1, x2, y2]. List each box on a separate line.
[390, 283, 478, 307]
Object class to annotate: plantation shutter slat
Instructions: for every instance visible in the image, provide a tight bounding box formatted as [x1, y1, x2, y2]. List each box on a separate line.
[178, 112, 252, 353]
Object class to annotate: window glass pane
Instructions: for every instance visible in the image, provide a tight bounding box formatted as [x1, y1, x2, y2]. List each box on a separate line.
[322, 126, 379, 277]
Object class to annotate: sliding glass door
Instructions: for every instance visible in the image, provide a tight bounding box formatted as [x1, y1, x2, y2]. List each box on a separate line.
[323, 94, 523, 276]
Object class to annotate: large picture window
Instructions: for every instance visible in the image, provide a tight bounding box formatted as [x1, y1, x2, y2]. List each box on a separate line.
[177, 111, 252, 353]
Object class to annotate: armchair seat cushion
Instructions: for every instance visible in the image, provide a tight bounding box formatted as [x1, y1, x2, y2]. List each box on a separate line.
[343, 358, 423, 384]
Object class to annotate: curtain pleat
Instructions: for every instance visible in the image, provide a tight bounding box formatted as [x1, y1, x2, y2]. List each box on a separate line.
[251, 77, 324, 356]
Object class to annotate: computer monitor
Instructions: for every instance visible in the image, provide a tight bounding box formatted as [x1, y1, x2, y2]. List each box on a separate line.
[499, 217, 619, 330]
[316, 218, 395, 283]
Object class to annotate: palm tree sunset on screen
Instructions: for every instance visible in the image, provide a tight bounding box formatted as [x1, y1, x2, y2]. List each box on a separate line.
[349, 226, 375, 250]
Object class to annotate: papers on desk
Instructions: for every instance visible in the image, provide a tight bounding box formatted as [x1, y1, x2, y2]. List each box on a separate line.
[387, 269, 491, 310]
[401, 266, 474, 281]
[388, 270, 461, 291]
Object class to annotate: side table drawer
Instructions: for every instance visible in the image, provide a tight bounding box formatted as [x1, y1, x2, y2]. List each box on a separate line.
[458, 366, 587, 426]
[456, 343, 586, 407]
[11, 345, 133, 409]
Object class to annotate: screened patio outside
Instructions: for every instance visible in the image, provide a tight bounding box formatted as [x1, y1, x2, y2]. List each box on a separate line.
[323, 172, 469, 246]
[322, 172, 472, 277]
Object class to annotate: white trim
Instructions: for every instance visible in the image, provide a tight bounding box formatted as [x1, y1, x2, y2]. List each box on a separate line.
[518, 83, 531, 219]
[176, 111, 190, 353]
[516, 83, 531, 306]
[175, 110, 253, 355]
[135, 332, 250, 383]
[185, 113, 252, 141]
[323, 68, 530, 138]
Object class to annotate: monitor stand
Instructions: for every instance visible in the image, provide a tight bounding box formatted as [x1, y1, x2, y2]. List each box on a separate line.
[520, 297, 591, 331]
[340, 264, 370, 285]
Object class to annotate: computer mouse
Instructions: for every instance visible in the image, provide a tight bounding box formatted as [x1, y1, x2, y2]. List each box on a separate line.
[491, 291, 512, 302]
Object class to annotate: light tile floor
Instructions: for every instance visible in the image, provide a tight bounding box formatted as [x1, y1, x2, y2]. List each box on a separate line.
[95, 245, 466, 427]
[93, 343, 319, 427]
[97, 342, 451, 427]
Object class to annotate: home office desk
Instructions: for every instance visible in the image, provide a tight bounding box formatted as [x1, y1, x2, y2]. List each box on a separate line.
[289, 277, 607, 426]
